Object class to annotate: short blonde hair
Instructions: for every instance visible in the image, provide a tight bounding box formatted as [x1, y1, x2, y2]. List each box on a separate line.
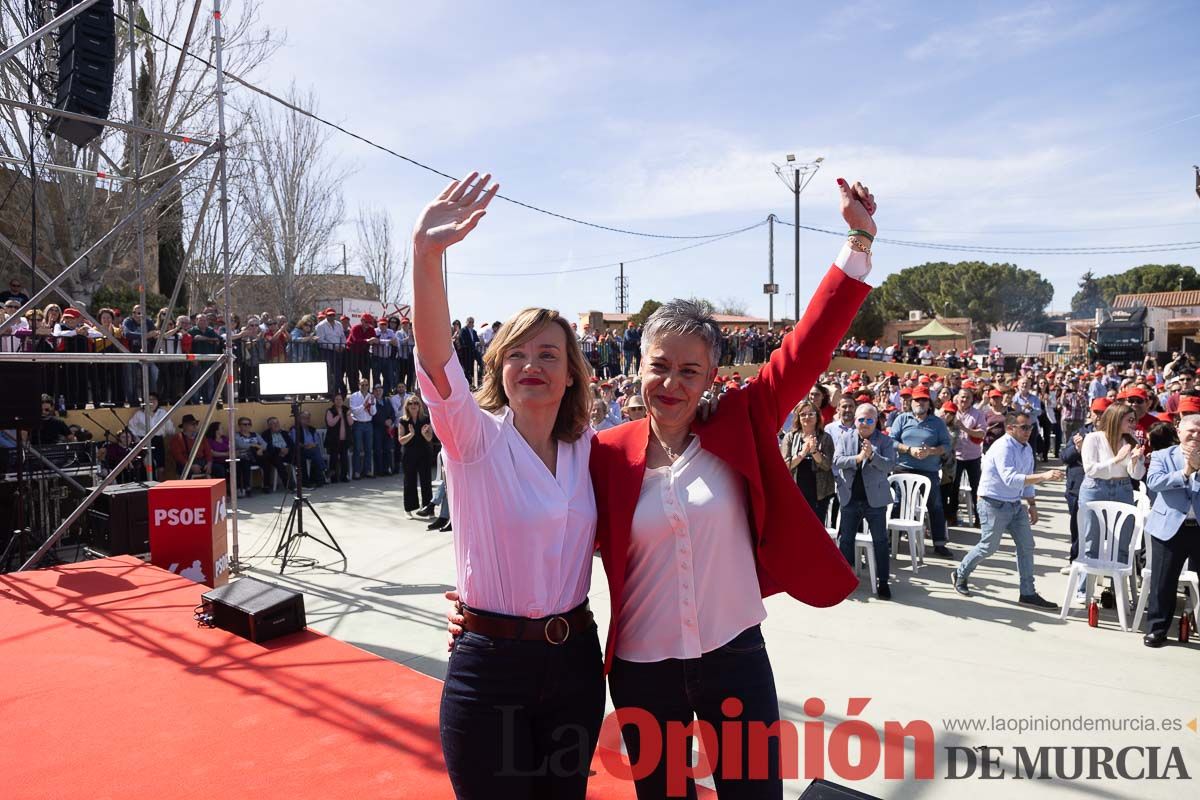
[475, 308, 592, 442]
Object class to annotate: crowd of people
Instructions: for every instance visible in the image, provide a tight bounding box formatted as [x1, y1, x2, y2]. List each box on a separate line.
[0, 276, 797, 411]
[838, 335, 1032, 371]
[795, 355, 1200, 647]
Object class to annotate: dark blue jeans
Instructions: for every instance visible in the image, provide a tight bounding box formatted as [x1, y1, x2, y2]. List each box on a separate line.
[440, 615, 605, 799]
[352, 421, 373, 476]
[837, 497, 890, 586]
[608, 625, 782, 800]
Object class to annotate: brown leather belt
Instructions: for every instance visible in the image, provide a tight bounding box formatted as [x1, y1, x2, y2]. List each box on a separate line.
[460, 601, 592, 645]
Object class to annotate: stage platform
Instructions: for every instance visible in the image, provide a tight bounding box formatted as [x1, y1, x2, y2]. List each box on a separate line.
[0, 557, 673, 799]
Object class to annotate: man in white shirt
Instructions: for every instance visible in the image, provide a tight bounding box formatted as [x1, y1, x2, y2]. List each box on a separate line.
[315, 308, 347, 395]
[479, 321, 495, 351]
[349, 377, 376, 478]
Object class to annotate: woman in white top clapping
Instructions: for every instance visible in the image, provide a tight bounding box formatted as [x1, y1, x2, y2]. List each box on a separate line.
[1075, 402, 1144, 601]
[411, 172, 604, 799]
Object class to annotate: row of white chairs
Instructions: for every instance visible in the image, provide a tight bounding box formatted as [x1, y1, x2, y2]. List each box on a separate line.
[1060, 497, 1200, 632]
[824, 473, 932, 593]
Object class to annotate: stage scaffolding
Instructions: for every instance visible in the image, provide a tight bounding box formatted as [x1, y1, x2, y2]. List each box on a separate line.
[0, 0, 243, 574]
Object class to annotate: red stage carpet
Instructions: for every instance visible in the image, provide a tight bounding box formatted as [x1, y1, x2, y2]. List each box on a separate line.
[0, 557, 712, 799]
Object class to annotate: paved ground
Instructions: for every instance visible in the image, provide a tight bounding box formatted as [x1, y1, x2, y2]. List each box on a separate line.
[233, 467, 1200, 799]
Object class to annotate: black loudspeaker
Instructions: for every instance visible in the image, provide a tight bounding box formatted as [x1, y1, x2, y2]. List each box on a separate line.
[797, 780, 883, 799]
[89, 482, 151, 555]
[0, 363, 43, 427]
[201, 578, 307, 643]
[47, 0, 116, 147]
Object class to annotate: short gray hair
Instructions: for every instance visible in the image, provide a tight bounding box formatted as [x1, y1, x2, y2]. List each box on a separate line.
[641, 299, 723, 369]
[855, 403, 879, 421]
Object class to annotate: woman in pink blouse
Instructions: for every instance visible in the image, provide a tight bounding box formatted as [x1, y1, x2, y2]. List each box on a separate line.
[412, 173, 604, 799]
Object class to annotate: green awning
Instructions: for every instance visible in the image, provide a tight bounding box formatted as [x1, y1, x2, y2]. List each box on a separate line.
[907, 319, 962, 339]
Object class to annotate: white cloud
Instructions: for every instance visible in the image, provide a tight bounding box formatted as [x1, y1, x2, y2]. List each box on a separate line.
[905, 2, 1133, 63]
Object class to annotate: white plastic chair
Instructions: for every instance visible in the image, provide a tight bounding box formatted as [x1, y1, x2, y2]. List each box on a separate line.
[887, 473, 931, 573]
[1060, 501, 1143, 631]
[824, 502, 839, 540]
[828, 504, 880, 595]
[1132, 529, 1200, 631]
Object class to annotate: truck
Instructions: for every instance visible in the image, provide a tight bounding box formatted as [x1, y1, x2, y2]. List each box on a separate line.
[986, 330, 1051, 357]
[1093, 305, 1170, 365]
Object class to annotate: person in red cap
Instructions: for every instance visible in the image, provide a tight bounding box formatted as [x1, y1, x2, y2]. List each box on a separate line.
[1178, 394, 1200, 417]
[890, 383, 954, 557]
[1122, 386, 1157, 445]
[346, 313, 379, 389]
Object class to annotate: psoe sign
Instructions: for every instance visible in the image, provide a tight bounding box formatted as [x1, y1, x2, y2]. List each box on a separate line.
[153, 507, 208, 527]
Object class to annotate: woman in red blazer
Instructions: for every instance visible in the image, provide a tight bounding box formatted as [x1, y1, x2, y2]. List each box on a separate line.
[589, 179, 876, 798]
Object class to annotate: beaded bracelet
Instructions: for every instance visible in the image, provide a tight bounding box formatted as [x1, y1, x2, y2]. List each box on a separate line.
[848, 235, 873, 255]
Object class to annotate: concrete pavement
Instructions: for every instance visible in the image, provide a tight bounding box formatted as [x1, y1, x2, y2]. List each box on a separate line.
[233, 468, 1200, 799]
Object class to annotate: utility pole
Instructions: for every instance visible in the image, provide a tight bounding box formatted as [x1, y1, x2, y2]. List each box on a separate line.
[773, 155, 823, 321]
[766, 215, 776, 330]
[615, 262, 629, 314]
[342, 242, 347, 275]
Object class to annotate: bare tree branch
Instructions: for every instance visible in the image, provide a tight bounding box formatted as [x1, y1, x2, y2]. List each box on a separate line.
[238, 85, 348, 317]
[354, 204, 408, 310]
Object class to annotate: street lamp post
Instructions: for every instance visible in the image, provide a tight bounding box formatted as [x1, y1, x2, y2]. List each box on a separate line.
[774, 155, 823, 321]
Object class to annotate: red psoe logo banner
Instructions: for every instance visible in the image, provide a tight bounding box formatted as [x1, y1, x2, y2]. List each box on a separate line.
[148, 479, 229, 588]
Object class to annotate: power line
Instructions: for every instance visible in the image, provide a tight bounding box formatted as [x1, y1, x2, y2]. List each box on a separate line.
[108, 14, 1200, 262]
[448, 219, 767, 277]
[773, 218, 1200, 255]
[116, 13, 754, 242]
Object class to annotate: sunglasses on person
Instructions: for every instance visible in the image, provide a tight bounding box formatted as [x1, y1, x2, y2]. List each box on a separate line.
[1127, 397, 1145, 404]
[1010, 423, 1034, 431]
[855, 417, 877, 425]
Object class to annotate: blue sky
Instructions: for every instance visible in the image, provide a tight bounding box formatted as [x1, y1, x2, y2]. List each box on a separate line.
[250, 0, 1200, 322]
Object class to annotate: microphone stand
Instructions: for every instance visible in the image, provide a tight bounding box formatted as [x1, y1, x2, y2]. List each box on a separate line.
[81, 411, 118, 444]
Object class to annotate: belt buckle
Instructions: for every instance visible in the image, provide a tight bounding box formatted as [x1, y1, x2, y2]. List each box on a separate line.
[544, 615, 570, 645]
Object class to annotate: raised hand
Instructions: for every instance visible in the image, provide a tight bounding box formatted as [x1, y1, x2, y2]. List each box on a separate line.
[837, 178, 877, 237]
[412, 171, 500, 253]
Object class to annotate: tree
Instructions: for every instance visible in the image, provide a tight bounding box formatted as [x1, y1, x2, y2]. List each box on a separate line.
[0, 1, 279, 307]
[847, 293, 886, 341]
[354, 205, 408, 308]
[1070, 270, 1107, 317]
[870, 261, 1053, 339]
[1090, 264, 1200, 306]
[628, 299, 661, 327]
[240, 87, 348, 317]
[716, 296, 749, 316]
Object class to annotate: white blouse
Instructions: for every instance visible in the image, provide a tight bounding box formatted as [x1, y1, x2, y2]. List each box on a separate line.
[1082, 430, 1146, 480]
[615, 437, 766, 662]
[416, 350, 597, 618]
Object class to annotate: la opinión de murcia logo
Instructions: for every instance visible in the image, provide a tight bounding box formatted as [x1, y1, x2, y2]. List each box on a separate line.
[496, 697, 1193, 790]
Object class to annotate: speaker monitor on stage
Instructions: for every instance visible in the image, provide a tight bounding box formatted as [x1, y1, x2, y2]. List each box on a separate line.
[47, 0, 116, 147]
[201, 577, 306, 643]
[89, 482, 153, 556]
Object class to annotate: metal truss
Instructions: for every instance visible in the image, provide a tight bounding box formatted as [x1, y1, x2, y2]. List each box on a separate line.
[3, 1, 243, 574]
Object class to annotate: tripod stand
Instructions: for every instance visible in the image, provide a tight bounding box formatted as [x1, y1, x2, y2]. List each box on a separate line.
[272, 400, 344, 573]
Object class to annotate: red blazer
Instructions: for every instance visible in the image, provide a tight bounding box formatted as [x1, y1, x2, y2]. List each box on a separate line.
[590, 265, 869, 672]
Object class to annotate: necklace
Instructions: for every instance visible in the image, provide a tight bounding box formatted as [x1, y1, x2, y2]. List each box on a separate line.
[656, 433, 689, 461]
